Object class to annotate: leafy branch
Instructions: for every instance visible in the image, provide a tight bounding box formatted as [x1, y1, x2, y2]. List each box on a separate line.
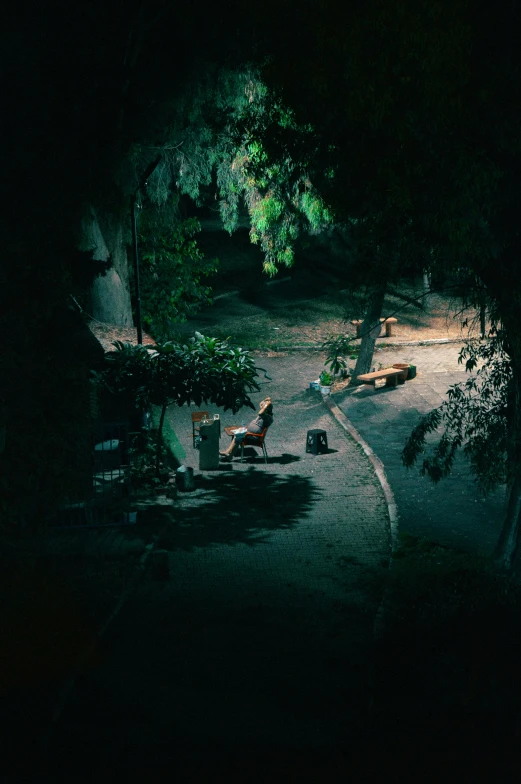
[402, 336, 511, 494]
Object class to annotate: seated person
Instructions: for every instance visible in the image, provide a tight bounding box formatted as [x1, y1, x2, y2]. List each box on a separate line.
[220, 397, 273, 461]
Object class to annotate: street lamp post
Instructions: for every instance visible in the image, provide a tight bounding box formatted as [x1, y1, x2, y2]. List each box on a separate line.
[131, 193, 143, 344]
[131, 156, 161, 344]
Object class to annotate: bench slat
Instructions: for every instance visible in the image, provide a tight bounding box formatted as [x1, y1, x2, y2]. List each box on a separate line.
[358, 368, 403, 381]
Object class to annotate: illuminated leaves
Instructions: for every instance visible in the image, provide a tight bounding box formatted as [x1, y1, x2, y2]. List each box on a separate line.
[136, 208, 217, 341]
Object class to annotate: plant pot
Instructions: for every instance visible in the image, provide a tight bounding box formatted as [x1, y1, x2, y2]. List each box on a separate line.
[320, 385, 332, 395]
[392, 363, 409, 382]
[408, 364, 417, 379]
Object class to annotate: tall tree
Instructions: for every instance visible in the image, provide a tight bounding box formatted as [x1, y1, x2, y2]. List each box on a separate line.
[232, 0, 521, 566]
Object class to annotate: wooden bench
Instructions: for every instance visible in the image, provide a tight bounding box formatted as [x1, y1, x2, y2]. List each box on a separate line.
[357, 368, 405, 387]
[351, 317, 398, 338]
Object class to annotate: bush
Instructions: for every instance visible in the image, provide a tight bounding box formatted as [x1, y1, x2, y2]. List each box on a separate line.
[95, 333, 260, 477]
[321, 333, 354, 375]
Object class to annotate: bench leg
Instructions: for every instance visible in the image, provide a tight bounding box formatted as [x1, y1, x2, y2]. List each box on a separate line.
[385, 375, 398, 387]
[385, 324, 393, 337]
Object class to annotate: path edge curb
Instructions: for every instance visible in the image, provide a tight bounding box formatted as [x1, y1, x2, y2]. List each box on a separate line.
[323, 395, 399, 549]
[323, 394, 399, 641]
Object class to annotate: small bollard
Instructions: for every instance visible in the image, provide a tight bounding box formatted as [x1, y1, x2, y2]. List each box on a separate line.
[306, 429, 329, 455]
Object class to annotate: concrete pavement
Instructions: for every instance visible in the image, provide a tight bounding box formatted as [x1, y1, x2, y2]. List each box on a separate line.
[5, 342, 508, 775]
[334, 342, 507, 556]
[40, 352, 391, 774]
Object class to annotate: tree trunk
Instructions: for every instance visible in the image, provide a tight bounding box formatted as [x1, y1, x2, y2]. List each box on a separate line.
[155, 403, 168, 476]
[350, 283, 387, 385]
[480, 303, 486, 338]
[494, 355, 521, 572]
[80, 206, 133, 326]
[422, 271, 431, 310]
[494, 476, 521, 572]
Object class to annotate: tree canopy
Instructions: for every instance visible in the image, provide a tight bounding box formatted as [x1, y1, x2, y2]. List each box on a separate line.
[4, 0, 521, 553]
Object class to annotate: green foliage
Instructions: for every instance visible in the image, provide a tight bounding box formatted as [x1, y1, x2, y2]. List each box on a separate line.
[298, 192, 333, 232]
[402, 335, 511, 493]
[321, 334, 355, 375]
[95, 342, 154, 412]
[127, 67, 336, 278]
[97, 334, 261, 474]
[127, 428, 171, 488]
[136, 205, 218, 341]
[319, 370, 332, 386]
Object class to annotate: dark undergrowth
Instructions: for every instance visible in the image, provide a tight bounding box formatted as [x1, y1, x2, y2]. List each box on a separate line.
[366, 533, 521, 775]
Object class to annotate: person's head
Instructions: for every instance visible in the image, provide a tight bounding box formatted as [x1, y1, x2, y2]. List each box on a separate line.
[259, 397, 273, 416]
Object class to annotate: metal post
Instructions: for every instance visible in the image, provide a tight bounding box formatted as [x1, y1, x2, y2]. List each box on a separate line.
[130, 156, 161, 346]
[131, 194, 143, 345]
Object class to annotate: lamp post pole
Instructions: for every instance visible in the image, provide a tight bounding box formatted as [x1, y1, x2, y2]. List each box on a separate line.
[131, 193, 143, 344]
[131, 156, 161, 345]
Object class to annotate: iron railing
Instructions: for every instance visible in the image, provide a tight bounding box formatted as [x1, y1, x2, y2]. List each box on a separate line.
[54, 421, 137, 528]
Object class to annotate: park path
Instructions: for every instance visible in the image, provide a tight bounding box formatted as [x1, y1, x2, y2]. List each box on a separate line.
[44, 352, 390, 775]
[335, 342, 507, 556]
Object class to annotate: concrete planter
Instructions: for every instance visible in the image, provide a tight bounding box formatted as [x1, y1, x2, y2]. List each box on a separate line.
[392, 363, 410, 382]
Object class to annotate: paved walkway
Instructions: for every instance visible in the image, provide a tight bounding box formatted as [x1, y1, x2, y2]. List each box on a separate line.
[40, 353, 390, 774]
[5, 343, 509, 775]
[335, 343, 507, 556]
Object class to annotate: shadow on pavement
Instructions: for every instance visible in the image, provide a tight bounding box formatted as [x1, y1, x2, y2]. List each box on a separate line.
[136, 468, 320, 552]
[339, 383, 406, 399]
[237, 449, 301, 464]
[334, 393, 506, 554]
[285, 388, 330, 407]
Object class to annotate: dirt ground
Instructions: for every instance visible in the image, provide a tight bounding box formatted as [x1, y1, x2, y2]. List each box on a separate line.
[90, 223, 485, 353]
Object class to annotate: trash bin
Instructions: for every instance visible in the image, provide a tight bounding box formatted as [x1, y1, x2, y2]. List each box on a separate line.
[176, 465, 195, 492]
[199, 415, 220, 470]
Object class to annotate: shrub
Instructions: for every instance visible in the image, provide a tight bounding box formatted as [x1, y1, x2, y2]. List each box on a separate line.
[321, 333, 354, 375]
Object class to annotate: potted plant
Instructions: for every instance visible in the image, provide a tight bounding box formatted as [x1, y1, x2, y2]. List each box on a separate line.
[319, 370, 333, 395]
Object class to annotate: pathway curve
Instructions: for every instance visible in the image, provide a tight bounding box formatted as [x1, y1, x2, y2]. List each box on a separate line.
[46, 352, 390, 774]
[335, 343, 507, 555]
